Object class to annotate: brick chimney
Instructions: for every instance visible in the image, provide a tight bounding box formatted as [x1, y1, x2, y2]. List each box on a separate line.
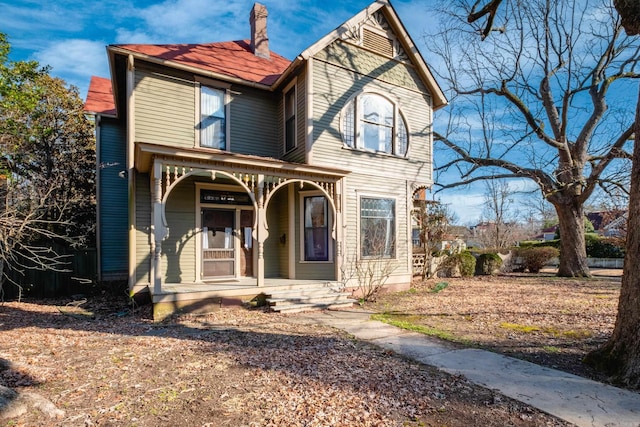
[250, 3, 270, 59]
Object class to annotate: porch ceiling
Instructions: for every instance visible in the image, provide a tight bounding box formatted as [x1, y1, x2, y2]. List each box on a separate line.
[135, 142, 350, 180]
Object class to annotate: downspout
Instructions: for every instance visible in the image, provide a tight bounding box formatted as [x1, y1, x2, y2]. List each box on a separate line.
[94, 114, 102, 282]
[126, 54, 137, 292]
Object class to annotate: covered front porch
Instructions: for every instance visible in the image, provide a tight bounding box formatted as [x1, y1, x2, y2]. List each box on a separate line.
[132, 143, 351, 317]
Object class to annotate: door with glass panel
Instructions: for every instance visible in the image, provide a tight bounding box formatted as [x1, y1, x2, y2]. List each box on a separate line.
[201, 209, 235, 278]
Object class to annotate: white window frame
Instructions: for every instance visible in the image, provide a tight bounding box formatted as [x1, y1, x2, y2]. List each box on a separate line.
[195, 80, 231, 151]
[358, 193, 397, 260]
[340, 91, 410, 157]
[299, 190, 333, 263]
[283, 78, 297, 154]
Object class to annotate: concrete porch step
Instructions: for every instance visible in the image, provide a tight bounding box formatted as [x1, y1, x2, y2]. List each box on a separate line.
[269, 300, 358, 314]
[265, 286, 356, 313]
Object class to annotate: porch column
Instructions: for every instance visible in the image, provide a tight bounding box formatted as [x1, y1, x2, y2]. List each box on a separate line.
[334, 178, 344, 282]
[151, 161, 165, 294]
[256, 174, 266, 286]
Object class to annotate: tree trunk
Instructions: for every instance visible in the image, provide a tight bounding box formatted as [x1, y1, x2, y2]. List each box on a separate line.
[554, 201, 590, 277]
[585, 84, 640, 389]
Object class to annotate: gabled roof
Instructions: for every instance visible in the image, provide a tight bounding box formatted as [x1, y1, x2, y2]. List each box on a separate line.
[92, 1, 446, 113]
[84, 76, 116, 116]
[288, 0, 447, 109]
[109, 40, 290, 87]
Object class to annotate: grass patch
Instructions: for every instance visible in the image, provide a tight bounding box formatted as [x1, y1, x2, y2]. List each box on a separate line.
[371, 313, 473, 346]
[500, 322, 541, 333]
[543, 345, 561, 353]
[500, 323, 592, 339]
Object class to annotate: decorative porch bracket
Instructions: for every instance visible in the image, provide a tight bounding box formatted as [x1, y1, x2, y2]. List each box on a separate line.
[149, 157, 345, 293]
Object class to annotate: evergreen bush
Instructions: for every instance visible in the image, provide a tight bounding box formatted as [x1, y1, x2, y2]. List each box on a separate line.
[475, 253, 503, 275]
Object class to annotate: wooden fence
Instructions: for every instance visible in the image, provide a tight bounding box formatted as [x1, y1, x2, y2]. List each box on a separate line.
[3, 245, 97, 299]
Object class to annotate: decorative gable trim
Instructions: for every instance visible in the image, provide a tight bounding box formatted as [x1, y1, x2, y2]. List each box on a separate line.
[292, 0, 446, 109]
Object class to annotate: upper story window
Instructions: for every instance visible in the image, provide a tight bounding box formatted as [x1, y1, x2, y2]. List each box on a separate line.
[342, 93, 409, 157]
[200, 86, 227, 150]
[284, 87, 296, 152]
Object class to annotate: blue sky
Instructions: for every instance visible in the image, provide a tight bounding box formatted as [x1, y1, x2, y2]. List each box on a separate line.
[0, 0, 487, 223]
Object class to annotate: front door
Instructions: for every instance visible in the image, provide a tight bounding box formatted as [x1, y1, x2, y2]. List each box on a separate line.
[202, 209, 235, 278]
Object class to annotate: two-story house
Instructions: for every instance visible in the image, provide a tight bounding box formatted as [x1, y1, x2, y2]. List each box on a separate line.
[84, 0, 447, 319]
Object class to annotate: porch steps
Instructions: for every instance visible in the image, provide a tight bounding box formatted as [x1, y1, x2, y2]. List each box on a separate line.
[265, 285, 357, 313]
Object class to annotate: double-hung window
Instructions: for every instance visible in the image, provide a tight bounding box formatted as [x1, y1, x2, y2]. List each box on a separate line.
[360, 197, 396, 258]
[303, 196, 329, 261]
[342, 92, 409, 156]
[200, 86, 226, 150]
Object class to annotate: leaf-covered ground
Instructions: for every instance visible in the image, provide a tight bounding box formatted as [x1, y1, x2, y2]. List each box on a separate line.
[366, 273, 620, 384]
[0, 290, 570, 426]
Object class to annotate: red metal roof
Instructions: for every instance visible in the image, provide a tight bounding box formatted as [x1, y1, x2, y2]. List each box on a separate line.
[113, 40, 291, 86]
[84, 76, 116, 116]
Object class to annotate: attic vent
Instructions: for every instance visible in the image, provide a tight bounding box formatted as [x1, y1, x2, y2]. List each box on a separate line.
[363, 28, 394, 57]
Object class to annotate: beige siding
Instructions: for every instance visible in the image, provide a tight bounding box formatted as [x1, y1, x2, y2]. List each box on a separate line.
[264, 188, 287, 277]
[308, 41, 435, 285]
[135, 172, 151, 286]
[134, 69, 195, 147]
[282, 70, 307, 163]
[230, 86, 280, 158]
[315, 41, 429, 94]
[342, 175, 411, 279]
[162, 178, 197, 283]
[311, 57, 433, 184]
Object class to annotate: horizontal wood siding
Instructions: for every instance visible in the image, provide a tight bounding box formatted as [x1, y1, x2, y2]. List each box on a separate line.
[342, 175, 411, 278]
[134, 69, 195, 147]
[315, 41, 429, 94]
[230, 86, 280, 158]
[264, 189, 286, 277]
[308, 41, 436, 284]
[311, 50, 433, 184]
[163, 178, 196, 283]
[282, 70, 307, 163]
[135, 172, 151, 286]
[98, 119, 128, 279]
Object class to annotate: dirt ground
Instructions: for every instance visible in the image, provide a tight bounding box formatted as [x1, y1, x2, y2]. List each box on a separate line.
[0, 273, 621, 426]
[366, 273, 621, 384]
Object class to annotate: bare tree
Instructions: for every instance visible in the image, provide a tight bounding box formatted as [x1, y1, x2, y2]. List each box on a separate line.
[463, 0, 640, 390]
[585, 0, 640, 389]
[413, 200, 456, 278]
[431, 0, 639, 277]
[480, 179, 519, 249]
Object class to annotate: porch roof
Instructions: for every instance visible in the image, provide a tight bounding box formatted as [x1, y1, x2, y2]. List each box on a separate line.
[135, 142, 350, 179]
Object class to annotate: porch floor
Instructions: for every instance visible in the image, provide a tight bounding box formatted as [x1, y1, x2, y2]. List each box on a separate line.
[152, 278, 338, 303]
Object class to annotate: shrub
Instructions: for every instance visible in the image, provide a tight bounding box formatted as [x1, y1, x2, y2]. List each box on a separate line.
[515, 247, 559, 273]
[475, 253, 503, 275]
[585, 234, 625, 258]
[439, 251, 476, 278]
[459, 251, 476, 277]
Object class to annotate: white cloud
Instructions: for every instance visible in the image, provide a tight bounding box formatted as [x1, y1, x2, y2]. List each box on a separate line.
[33, 39, 109, 96]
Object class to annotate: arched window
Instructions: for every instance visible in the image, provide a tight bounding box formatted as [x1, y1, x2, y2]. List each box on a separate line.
[341, 93, 409, 156]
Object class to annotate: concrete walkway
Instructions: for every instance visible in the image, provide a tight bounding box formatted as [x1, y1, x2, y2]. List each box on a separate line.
[295, 309, 640, 427]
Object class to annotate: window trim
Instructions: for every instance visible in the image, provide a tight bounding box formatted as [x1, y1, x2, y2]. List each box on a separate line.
[283, 78, 297, 154]
[358, 194, 397, 260]
[340, 91, 409, 157]
[299, 190, 333, 263]
[196, 82, 230, 151]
